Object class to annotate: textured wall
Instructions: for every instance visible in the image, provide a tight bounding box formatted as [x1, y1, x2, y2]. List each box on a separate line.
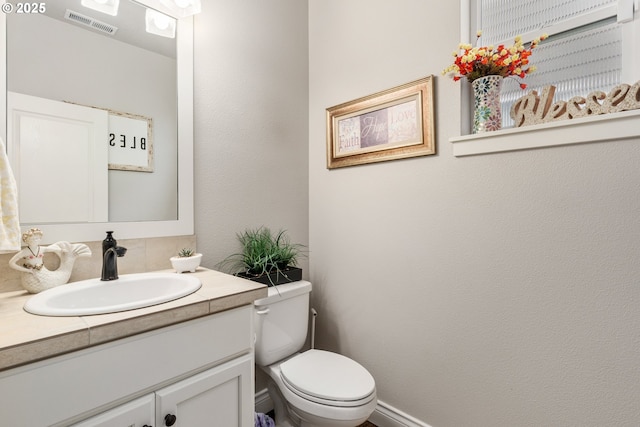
[191, 0, 309, 396]
[192, 1, 309, 272]
[309, 1, 640, 426]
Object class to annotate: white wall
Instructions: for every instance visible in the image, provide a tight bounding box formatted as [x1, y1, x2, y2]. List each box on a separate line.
[192, 1, 308, 394]
[193, 2, 309, 273]
[309, 1, 640, 427]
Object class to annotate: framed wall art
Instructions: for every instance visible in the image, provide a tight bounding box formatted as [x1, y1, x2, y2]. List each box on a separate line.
[326, 75, 435, 169]
[66, 101, 154, 172]
[107, 110, 154, 172]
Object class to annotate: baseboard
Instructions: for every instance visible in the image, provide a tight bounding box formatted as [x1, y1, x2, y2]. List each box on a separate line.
[368, 400, 432, 427]
[255, 387, 273, 415]
[255, 389, 432, 427]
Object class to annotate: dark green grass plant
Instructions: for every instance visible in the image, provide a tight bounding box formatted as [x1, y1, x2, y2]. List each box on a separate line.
[218, 227, 305, 285]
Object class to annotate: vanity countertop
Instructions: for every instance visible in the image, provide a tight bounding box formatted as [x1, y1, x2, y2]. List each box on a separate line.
[0, 268, 267, 371]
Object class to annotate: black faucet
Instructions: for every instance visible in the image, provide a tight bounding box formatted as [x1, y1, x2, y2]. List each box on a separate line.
[101, 231, 127, 281]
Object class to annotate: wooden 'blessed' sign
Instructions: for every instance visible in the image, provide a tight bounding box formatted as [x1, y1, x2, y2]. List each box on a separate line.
[510, 80, 640, 127]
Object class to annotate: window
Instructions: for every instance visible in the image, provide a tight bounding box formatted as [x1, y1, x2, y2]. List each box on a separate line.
[467, 0, 639, 128]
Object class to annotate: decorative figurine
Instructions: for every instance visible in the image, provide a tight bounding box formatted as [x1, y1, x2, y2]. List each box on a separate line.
[8, 228, 92, 294]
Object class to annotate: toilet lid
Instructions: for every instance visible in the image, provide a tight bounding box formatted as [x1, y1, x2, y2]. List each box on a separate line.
[280, 350, 375, 402]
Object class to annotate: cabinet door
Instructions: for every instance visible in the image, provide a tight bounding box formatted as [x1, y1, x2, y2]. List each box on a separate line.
[156, 354, 253, 427]
[71, 394, 154, 427]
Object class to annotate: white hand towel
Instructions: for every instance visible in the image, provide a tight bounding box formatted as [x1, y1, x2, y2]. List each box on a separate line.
[0, 137, 21, 253]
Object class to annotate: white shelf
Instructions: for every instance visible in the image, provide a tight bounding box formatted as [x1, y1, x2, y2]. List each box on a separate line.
[449, 109, 640, 157]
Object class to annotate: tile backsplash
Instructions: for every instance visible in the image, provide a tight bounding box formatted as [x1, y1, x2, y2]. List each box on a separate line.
[0, 235, 197, 293]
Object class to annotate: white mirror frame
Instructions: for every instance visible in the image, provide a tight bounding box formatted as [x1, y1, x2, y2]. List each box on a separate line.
[0, 15, 194, 245]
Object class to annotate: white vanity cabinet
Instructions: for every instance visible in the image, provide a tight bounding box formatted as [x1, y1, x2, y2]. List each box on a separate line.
[73, 354, 253, 427]
[71, 395, 155, 427]
[0, 305, 255, 427]
[155, 354, 252, 426]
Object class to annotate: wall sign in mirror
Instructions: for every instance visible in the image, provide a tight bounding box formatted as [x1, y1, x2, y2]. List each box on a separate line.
[107, 110, 154, 172]
[326, 76, 436, 169]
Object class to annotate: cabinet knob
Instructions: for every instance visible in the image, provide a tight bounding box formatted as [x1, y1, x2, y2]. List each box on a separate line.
[164, 413, 177, 426]
[142, 425, 153, 427]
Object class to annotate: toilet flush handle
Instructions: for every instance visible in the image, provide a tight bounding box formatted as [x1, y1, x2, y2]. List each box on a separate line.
[311, 308, 318, 349]
[256, 308, 270, 315]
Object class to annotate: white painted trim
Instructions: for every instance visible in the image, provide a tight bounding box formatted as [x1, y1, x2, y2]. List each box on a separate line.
[254, 390, 432, 427]
[449, 109, 640, 157]
[255, 388, 273, 415]
[368, 400, 432, 427]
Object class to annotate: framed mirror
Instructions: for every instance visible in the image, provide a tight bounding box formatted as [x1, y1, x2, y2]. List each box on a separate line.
[0, 2, 193, 244]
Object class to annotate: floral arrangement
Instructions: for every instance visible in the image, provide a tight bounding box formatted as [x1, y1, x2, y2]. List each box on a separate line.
[442, 31, 548, 89]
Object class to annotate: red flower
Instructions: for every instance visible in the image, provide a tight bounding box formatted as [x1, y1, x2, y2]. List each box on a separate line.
[442, 32, 547, 89]
[519, 83, 527, 90]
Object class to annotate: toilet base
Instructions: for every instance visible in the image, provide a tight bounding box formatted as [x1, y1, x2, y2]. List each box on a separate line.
[268, 380, 296, 427]
[262, 367, 374, 427]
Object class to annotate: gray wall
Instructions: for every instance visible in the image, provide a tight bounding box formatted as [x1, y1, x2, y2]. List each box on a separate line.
[192, 0, 640, 426]
[308, 1, 640, 427]
[193, 2, 309, 274]
[192, 0, 309, 394]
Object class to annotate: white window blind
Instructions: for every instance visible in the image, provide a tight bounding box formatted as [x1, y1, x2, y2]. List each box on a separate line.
[479, 0, 618, 45]
[474, 0, 636, 128]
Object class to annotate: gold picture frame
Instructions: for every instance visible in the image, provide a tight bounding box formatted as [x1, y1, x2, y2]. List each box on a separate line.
[326, 75, 435, 169]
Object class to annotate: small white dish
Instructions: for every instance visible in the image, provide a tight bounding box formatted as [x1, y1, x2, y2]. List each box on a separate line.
[170, 253, 202, 273]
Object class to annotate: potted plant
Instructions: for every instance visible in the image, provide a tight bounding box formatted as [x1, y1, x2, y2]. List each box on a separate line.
[219, 227, 305, 286]
[170, 248, 202, 273]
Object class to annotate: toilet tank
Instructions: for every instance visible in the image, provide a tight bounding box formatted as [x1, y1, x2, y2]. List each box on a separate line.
[254, 280, 312, 366]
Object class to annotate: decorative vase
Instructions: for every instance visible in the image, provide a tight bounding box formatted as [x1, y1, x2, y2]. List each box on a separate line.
[472, 75, 503, 133]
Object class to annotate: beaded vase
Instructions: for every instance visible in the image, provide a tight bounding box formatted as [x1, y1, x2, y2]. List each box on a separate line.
[472, 75, 503, 133]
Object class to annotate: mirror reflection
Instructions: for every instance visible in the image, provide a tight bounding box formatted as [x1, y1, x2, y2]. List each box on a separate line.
[6, 0, 178, 224]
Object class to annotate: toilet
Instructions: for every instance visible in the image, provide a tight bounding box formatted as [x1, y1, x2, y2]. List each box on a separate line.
[254, 280, 377, 427]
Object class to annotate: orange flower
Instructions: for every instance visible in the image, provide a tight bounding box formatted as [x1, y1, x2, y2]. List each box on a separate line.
[442, 31, 546, 89]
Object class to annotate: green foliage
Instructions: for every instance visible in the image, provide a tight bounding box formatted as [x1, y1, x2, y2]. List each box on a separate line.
[178, 248, 195, 258]
[218, 227, 305, 282]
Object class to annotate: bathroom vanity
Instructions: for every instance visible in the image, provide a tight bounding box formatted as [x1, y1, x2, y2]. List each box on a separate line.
[0, 269, 266, 426]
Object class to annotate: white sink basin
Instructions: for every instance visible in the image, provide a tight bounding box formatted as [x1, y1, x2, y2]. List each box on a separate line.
[24, 273, 202, 316]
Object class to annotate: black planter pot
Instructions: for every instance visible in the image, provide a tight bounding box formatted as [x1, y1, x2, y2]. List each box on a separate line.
[236, 267, 302, 286]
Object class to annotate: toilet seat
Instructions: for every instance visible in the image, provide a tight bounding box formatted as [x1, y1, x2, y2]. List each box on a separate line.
[279, 350, 376, 407]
